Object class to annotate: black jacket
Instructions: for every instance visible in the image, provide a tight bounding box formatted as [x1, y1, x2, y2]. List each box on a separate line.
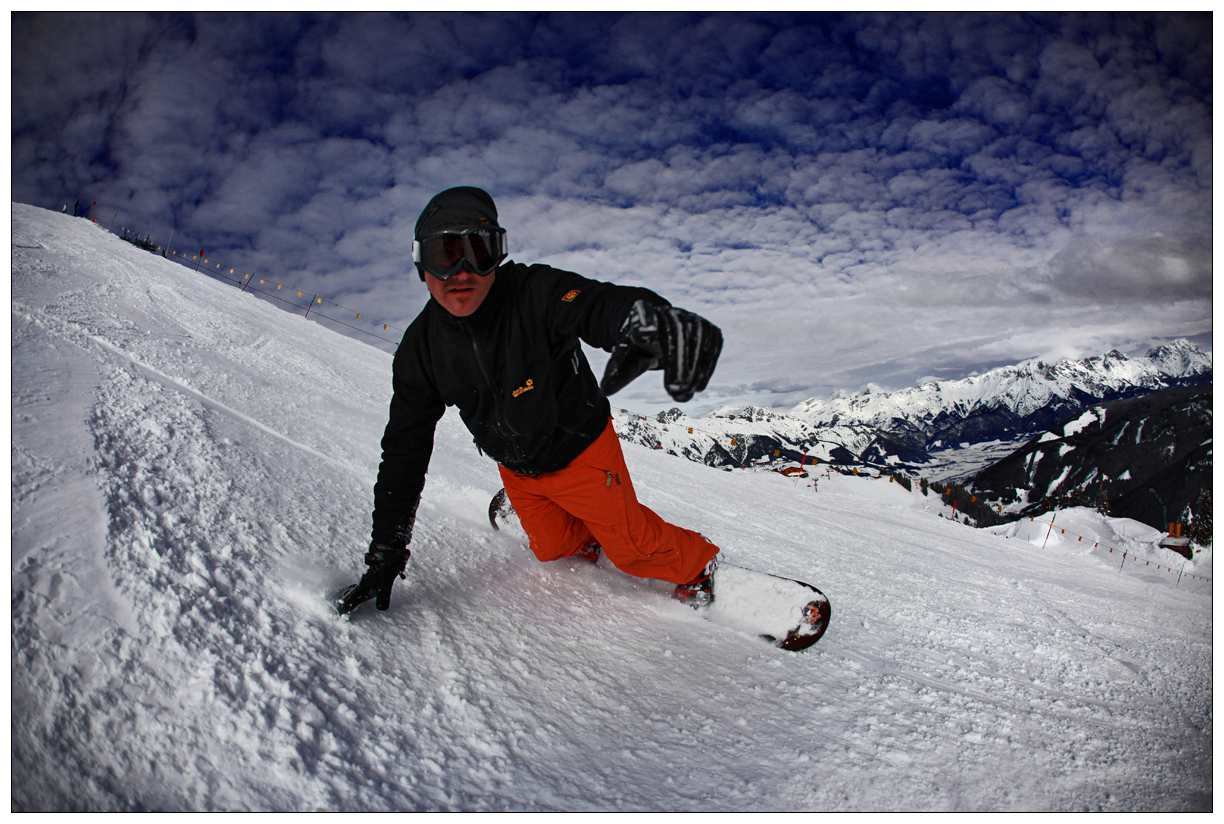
[370, 261, 668, 547]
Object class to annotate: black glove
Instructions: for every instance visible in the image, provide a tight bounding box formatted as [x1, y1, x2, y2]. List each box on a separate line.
[334, 543, 410, 615]
[600, 300, 723, 403]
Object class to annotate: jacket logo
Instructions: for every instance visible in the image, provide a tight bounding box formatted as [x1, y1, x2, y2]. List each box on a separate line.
[562, 289, 580, 302]
[513, 379, 535, 398]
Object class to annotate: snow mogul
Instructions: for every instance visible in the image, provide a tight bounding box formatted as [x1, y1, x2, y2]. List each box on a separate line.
[335, 187, 723, 615]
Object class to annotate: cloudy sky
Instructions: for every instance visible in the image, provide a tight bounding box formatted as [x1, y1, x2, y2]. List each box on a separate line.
[13, 12, 1212, 415]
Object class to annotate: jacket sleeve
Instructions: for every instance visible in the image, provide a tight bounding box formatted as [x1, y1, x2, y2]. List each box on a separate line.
[524, 264, 671, 352]
[370, 356, 446, 548]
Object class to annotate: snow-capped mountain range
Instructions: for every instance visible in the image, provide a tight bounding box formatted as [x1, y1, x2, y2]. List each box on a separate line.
[614, 340, 1212, 481]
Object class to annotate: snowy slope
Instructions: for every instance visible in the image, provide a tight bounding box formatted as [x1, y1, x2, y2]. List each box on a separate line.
[11, 203, 1213, 811]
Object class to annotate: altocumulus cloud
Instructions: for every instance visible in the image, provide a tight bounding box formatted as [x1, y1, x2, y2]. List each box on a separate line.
[12, 11, 1211, 414]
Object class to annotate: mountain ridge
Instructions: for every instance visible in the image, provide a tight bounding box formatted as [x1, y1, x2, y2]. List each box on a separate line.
[968, 386, 1212, 535]
[615, 341, 1211, 481]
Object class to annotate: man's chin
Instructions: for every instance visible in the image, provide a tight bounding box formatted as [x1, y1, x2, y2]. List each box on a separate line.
[442, 296, 479, 316]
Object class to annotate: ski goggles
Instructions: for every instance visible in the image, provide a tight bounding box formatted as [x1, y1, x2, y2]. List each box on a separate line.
[413, 227, 507, 280]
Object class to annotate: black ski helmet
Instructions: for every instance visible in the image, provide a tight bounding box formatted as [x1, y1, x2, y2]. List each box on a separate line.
[415, 187, 499, 237]
[413, 187, 502, 281]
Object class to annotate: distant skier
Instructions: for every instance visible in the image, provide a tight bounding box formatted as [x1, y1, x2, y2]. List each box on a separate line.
[336, 187, 723, 615]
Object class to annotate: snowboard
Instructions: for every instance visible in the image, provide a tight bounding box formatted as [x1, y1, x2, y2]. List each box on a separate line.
[489, 488, 831, 651]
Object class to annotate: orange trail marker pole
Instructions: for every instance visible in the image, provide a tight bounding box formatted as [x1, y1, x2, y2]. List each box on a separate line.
[1041, 510, 1057, 551]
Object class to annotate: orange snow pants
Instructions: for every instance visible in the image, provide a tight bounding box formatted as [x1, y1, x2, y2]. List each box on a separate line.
[498, 418, 719, 585]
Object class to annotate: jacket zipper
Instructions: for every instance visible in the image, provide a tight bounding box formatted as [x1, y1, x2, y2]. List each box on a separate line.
[462, 321, 527, 464]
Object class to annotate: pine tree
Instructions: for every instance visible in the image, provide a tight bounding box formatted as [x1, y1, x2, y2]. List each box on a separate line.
[1188, 490, 1212, 548]
[1095, 481, 1110, 517]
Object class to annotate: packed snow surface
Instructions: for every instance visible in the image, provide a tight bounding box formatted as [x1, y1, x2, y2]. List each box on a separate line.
[11, 204, 1213, 811]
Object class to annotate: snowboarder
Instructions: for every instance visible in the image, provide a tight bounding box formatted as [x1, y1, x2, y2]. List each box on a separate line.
[336, 187, 723, 615]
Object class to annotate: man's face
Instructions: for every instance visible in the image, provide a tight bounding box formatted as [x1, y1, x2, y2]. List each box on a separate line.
[424, 266, 496, 317]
